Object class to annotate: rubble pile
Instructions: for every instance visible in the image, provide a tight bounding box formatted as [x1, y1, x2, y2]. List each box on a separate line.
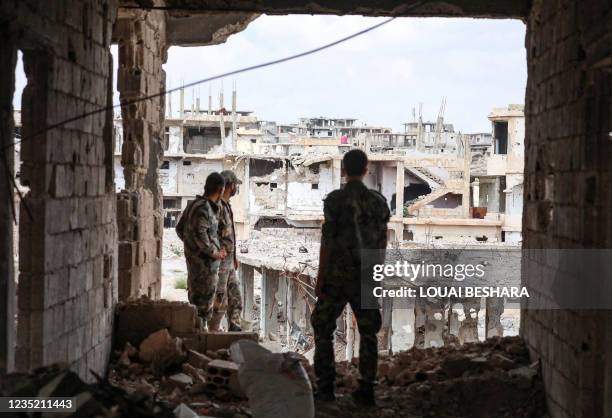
[318, 336, 547, 418]
[108, 330, 253, 417]
[0, 363, 175, 418]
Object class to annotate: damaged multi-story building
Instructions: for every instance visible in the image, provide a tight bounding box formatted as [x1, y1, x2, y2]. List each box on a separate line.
[1, 1, 611, 417]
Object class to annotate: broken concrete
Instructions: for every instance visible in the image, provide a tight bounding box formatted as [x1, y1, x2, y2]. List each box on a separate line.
[138, 328, 186, 372]
[115, 297, 201, 347]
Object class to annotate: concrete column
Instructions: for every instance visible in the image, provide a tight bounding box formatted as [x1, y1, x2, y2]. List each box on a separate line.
[458, 298, 481, 344]
[260, 269, 279, 340]
[413, 297, 426, 349]
[395, 161, 404, 218]
[380, 296, 393, 353]
[485, 297, 504, 338]
[424, 299, 445, 348]
[331, 158, 342, 189]
[239, 264, 254, 326]
[391, 297, 414, 352]
[286, 277, 293, 346]
[0, 33, 17, 374]
[462, 137, 471, 218]
[345, 306, 360, 360]
[472, 177, 480, 207]
[277, 275, 288, 341]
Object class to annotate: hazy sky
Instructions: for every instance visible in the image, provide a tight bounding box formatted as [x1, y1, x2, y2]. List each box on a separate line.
[13, 15, 527, 133]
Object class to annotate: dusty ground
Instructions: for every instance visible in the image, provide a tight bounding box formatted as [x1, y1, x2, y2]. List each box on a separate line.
[161, 228, 189, 302]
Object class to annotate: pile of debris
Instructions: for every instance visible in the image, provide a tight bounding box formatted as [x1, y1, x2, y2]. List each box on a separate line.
[109, 327, 255, 417]
[315, 336, 546, 418]
[0, 363, 175, 418]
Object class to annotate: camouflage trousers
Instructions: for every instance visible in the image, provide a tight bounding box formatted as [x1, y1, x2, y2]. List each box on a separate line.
[209, 259, 243, 331]
[186, 255, 220, 329]
[311, 283, 381, 388]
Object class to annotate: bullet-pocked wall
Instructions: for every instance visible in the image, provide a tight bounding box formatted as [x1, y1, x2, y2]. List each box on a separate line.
[0, 0, 119, 380]
[521, 1, 612, 416]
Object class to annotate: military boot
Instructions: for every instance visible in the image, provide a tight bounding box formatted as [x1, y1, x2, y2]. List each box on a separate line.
[314, 381, 335, 402]
[352, 380, 375, 407]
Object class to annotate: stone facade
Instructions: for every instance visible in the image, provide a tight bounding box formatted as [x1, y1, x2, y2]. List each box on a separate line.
[522, 0, 612, 417]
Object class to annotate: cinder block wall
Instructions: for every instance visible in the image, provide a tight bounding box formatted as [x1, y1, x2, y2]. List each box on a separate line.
[0, 0, 120, 381]
[115, 10, 166, 301]
[522, 0, 611, 416]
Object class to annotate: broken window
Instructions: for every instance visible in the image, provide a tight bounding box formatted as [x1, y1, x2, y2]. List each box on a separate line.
[183, 126, 223, 153]
[162, 126, 170, 151]
[183, 160, 192, 166]
[160, 161, 170, 169]
[250, 159, 283, 177]
[494, 121, 508, 154]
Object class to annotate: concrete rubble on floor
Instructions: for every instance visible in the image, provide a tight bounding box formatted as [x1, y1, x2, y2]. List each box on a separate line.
[1, 335, 546, 418]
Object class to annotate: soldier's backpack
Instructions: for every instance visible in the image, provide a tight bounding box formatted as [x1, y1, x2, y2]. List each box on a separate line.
[175, 197, 206, 242]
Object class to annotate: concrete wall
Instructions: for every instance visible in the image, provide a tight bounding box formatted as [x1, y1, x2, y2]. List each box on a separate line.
[0, 0, 118, 380]
[521, 1, 612, 417]
[287, 162, 334, 211]
[180, 159, 223, 196]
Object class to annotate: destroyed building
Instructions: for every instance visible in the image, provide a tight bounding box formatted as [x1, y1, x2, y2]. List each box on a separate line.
[1, 2, 612, 418]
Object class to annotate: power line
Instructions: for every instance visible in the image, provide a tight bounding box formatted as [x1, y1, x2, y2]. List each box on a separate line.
[4, 16, 396, 152]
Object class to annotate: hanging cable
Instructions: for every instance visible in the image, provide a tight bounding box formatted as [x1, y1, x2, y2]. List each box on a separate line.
[4, 16, 397, 152]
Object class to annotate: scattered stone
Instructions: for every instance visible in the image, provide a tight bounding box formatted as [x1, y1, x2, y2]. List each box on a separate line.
[187, 349, 212, 369]
[182, 363, 206, 384]
[169, 373, 193, 389]
[139, 329, 186, 372]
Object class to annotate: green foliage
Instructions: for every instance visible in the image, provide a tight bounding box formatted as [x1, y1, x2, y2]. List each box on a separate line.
[175, 277, 187, 290]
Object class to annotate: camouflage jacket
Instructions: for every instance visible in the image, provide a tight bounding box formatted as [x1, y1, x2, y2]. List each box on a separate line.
[181, 196, 222, 260]
[219, 199, 237, 266]
[321, 180, 390, 281]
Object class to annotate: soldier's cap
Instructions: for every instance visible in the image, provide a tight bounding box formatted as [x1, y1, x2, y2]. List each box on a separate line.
[220, 170, 242, 185]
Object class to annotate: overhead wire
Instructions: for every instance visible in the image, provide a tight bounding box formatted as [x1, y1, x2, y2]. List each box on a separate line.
[3, 16, 397, 152]
[1, 15, 401, 223]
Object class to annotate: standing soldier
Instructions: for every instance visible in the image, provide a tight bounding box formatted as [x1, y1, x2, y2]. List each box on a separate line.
[176, 172, 227, 330]
[209, 170, 243, 332]
[311, 149, 390, 406]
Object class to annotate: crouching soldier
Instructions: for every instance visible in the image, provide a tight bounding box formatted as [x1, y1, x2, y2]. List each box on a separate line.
[176, 172, 227, 330]
[311, 149, 390, 406]
[209, 170, 243, 332]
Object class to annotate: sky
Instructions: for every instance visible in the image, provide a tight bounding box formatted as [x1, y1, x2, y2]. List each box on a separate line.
[13, 15, 527, 133]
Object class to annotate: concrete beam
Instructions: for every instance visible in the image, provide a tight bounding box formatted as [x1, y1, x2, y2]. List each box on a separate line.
[120, 0, 529, 19]
[239, 264, 254, 325]
[166, 13, 259, 46]
[113, 9, 259, 47]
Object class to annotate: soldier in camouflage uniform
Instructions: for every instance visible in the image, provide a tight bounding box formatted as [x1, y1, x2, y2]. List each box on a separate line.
[177, 173, 228, 330]
[311, 149, 390, 406]
[209, 170, 243, 332]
